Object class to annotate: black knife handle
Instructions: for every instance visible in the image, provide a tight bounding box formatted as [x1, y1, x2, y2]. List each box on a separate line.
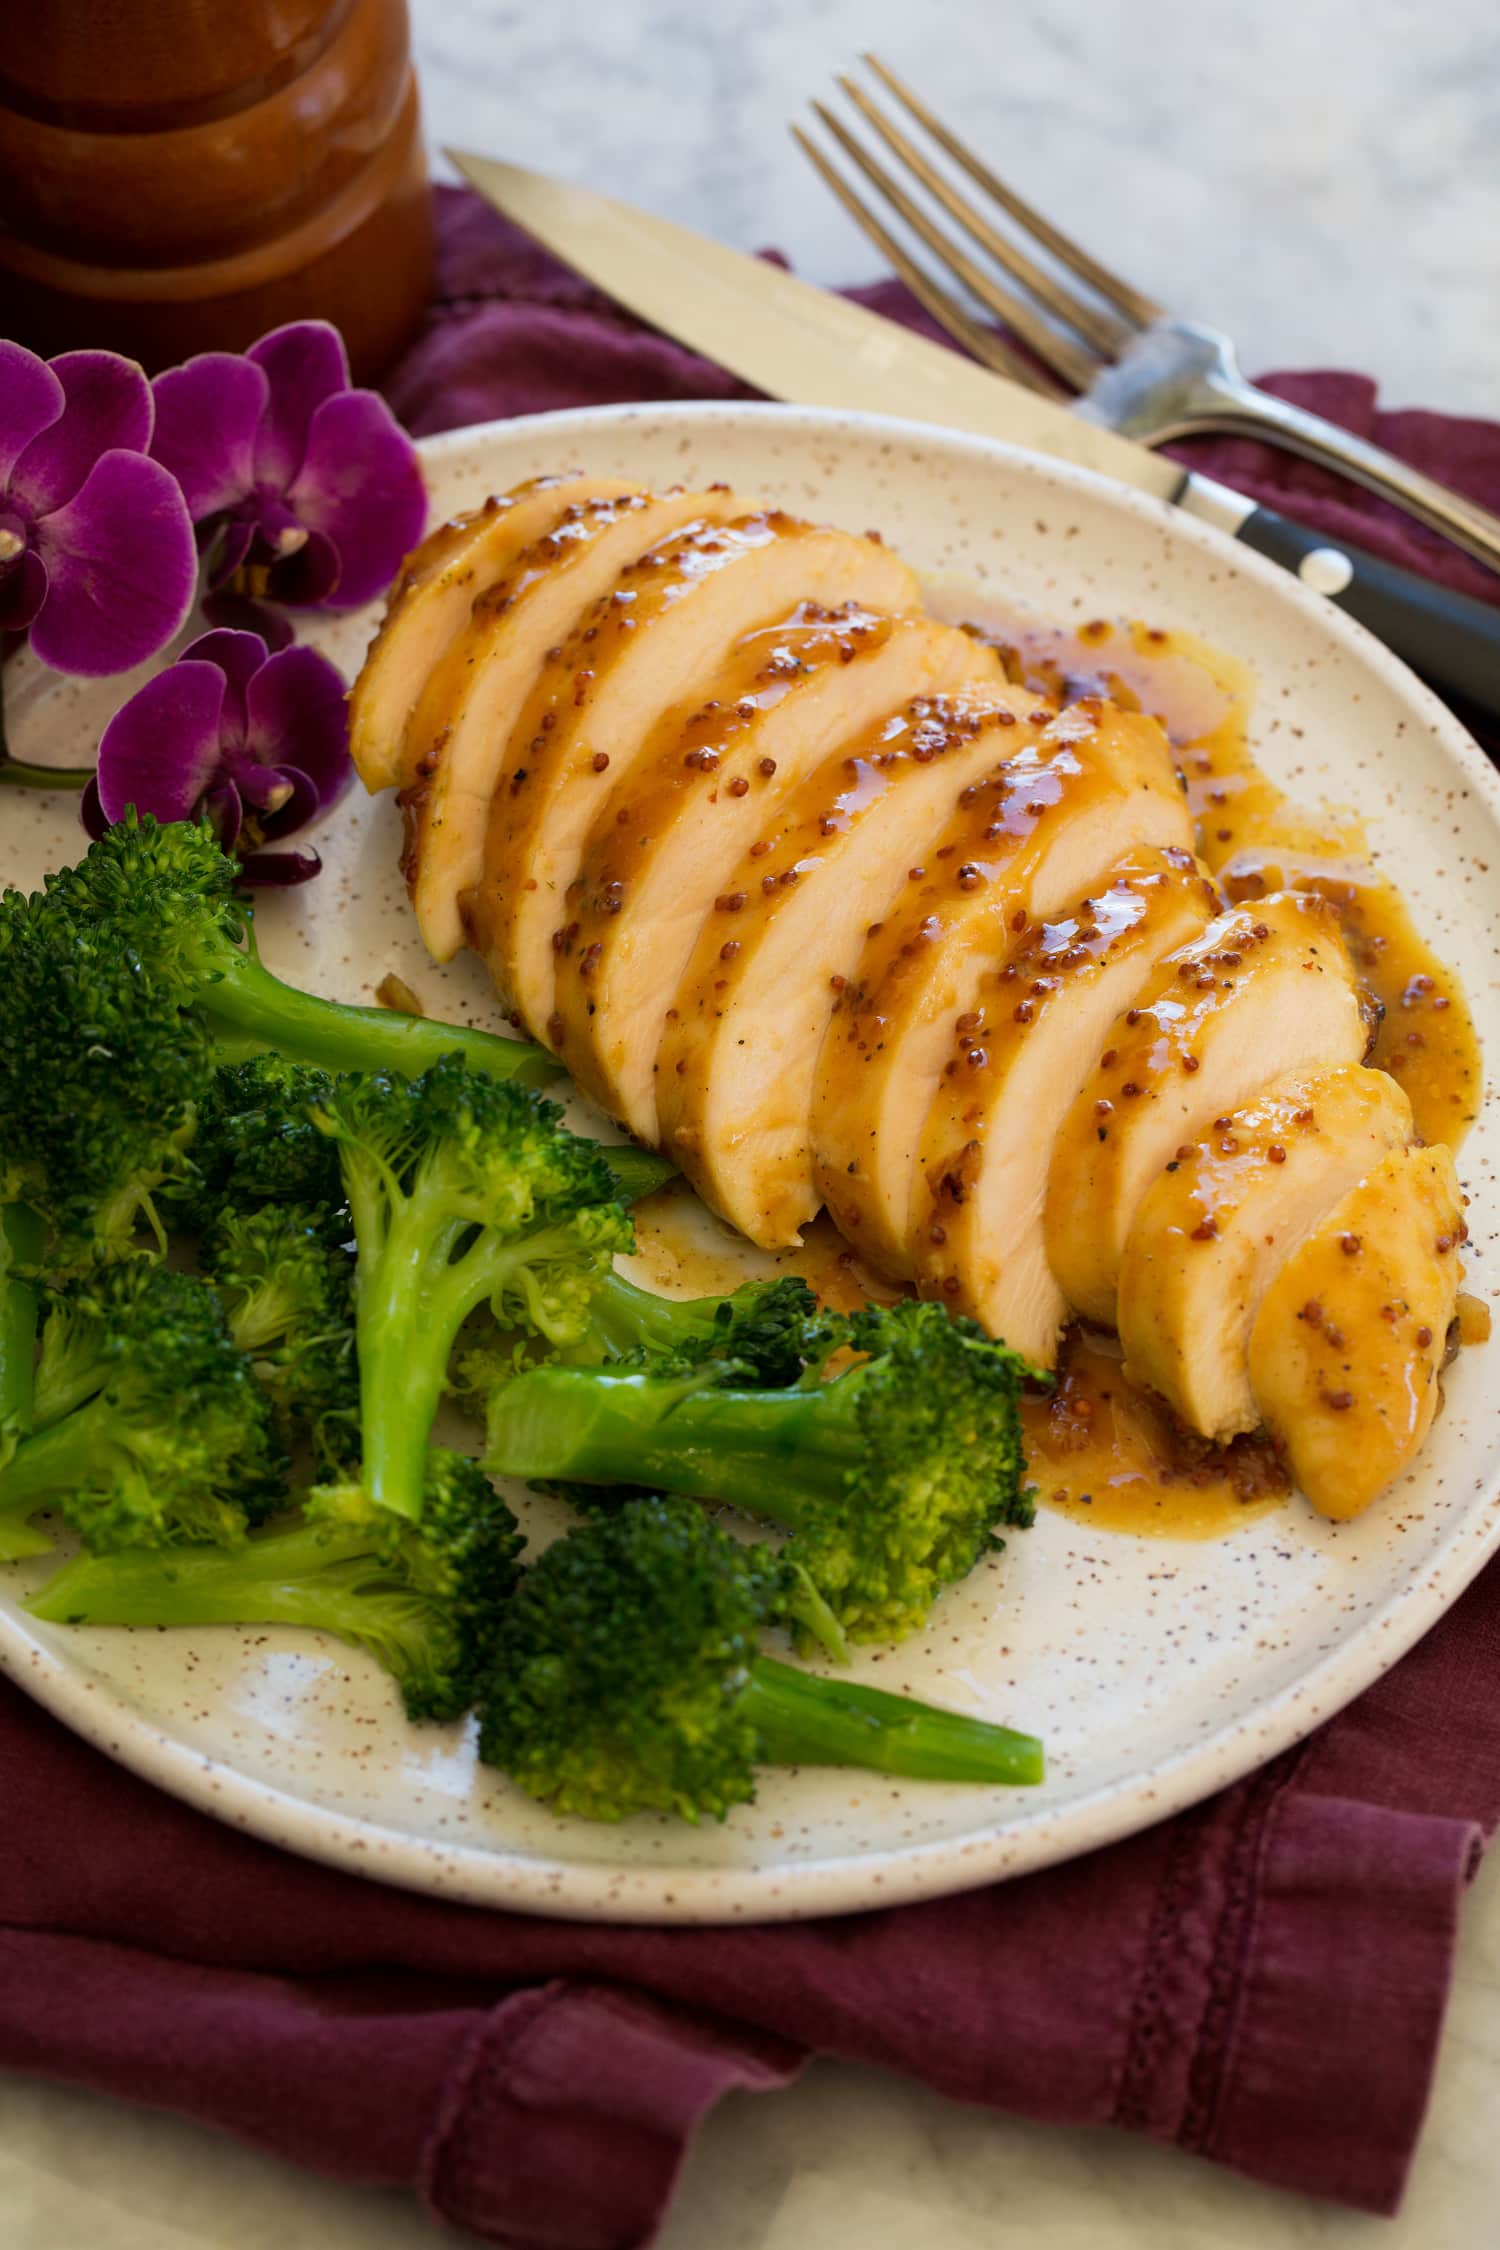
[1235, 506, 1500, 726]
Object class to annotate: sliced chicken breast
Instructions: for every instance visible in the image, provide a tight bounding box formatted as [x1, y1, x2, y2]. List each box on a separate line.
[911, 849, 1218, 1364]
[467, 513, 917, 1037]
[399, 486, 761, 963]
[350, 474, 640, 793]
[657, 689, 1046, 1247]
[554, 609, 1003, 1138]
[1248, 1141, 1464, 1518]
[1047, 892, 1371, 1329]
[1118, 1064, 1414, 1440]
[811, 701, 1191, 1279]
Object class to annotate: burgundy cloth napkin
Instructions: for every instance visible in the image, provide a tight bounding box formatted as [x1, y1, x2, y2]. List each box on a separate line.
[6, 185, 1500, 2248]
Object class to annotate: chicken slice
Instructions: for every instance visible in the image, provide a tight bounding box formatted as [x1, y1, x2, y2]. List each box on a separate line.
[349, 474, 640, 792]
[911, 849, 1218, 1364]
[1248, 1142, 1465, 1518]
[811, 701, 1191, 1279]
[466, 513, 918, 1037]
[657, 689, 1046, 1247]
[399, 485, 757, 962]
[554, 609, 1004, 1139]
[1117, 1064, 1414, 1440]
[1047, 893, 1371, 1330]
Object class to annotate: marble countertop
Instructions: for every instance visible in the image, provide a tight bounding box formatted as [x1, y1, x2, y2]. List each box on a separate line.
[9, 0, 1498, 2243]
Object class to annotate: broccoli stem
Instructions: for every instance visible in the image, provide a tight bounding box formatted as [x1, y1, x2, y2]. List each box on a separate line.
[486, 1366, 850, 1521]
[0, 1204, 42, 1444]
[742, 1656, 1044, 1786]
[0, 1393, 117, 1511]
[586, 1147, 675, 1208]
[30, 1522, 365, 1626]
[359, 1221, 594, 1520]
[563, 1269, 764, 1362]
[198, 951, 556, 1088]
[0, 1205, 49, 1556]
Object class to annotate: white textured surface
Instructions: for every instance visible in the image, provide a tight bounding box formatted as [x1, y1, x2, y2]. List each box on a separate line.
[10, 0, 1499, 2240]
[419, 0, 1500, 413]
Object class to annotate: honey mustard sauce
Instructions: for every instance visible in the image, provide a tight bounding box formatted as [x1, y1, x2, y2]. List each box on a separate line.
[626, 605, 1483, 1542]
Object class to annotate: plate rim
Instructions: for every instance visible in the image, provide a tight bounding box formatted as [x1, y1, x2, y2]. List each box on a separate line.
[4, 395, 1497, 1925]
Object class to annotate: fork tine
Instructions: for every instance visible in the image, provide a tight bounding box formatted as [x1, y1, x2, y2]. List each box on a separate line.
[863, 53, 1165, 329]
[790, 125, 1062, 396]
[837, 73, 1130, 359]
[811, 100, 1099, 392]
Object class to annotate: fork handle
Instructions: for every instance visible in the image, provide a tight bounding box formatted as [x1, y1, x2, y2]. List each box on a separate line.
[1224, 502, 1500, 725]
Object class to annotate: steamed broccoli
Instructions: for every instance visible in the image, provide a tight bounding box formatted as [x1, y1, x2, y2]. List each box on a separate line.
[312, 1058, 634, 1520]
[10, 814, 554, 1094]
[456, 1271, 820, 1406]
[0, 843, 212, 1261]
[176, 1055, 348, 1225]
[29, 1450, 522, 1722]
[201, 1203, 359, 1475]
[480, 1299, 1033, 1644]
[0, 1205, 44, 1484]
[566, 1270, 820, 1377]
[0, 1258, 283, 1559]
[477, 1495, 1043, 1822]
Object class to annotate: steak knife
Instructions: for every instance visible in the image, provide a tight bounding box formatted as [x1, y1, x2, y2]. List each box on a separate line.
[450, 152, 1500, 727]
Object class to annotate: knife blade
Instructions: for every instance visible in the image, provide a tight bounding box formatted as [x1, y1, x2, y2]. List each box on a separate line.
[450, 151, 1500, 722]
[450, 151, 1181, 503]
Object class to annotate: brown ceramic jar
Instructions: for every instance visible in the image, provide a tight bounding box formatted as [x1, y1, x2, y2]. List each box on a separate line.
[0, 0, 434, 381]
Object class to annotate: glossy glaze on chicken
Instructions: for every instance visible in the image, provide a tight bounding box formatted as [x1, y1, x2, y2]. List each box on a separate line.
[350, 474, 1478, 1521]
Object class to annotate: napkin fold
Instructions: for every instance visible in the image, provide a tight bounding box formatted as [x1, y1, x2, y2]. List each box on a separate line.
[5, 185, 1500, 2248]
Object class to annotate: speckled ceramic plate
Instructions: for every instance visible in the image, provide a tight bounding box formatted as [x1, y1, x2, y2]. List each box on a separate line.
[3, 403, 1498, 1923]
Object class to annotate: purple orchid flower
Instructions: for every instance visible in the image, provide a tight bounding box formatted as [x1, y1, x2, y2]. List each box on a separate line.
[0, 340, 196, 676]
[82, 628, 352, 884]
[149, 321, 427, 613]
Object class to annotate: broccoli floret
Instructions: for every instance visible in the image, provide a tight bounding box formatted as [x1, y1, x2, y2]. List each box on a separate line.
[587, 1145, 676, 1208]
[480, 1299, 1034, 1644]
[173, 1055, 348, 1225]
[14, 814, 554, 1094]
[0, 1258, 283, 1558]
[201, 1203, 359, 1476]
[0, 852, 212, 1261]
[476, 1495, 1043, 1822]
[455, 1272, 819, 1409]
[315, 1058, 634, 1521]
[568, 1270, 820, 1379]
[29, 1450, 522, 1723]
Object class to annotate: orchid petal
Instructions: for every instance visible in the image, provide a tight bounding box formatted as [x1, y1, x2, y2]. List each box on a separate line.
[79, 774, 108, 843]
[237, 843, 324, 885]
[203, 513, 257, 591]
[151, 353, 268, 520]
[0, 341, 63, 488]
[29, 449, 197, 676]
[205, 777, 245, 852]
[247, 322, 349, 491]
[243, 642, 351, 807]
[263, 524, 342, 609]
[285, 388, 427, 607]
[93, 658, 228, 824]
[250, 760, 323, 837]
[0, 544, 47, 635]
[178, 627, 270, 748]
[10, 351, 154, 517]
[234, 757, 300, 814]
[199, 584, 296, 649]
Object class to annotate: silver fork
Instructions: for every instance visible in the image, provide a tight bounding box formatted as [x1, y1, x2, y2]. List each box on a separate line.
[795, 56, 1500, 578]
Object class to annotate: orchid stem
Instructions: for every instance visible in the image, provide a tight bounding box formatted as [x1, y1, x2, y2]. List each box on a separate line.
[0, 759, 93, 791]
[0, 644, 96, 791]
